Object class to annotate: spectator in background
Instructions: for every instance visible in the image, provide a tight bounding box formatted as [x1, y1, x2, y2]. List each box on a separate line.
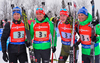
[0, 20, 3, 28]
[3, 19, 8, 27]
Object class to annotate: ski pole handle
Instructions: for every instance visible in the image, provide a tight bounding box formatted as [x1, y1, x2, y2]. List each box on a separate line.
[11, 4, 14, 9]
[11, 4, 14, 21]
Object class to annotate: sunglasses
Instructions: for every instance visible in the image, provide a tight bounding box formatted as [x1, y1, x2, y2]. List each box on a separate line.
[13, 9, 20, 11]
[36, 8, 43, 10]
[60, 9, 67, 11]
[13, 10, 20, 13]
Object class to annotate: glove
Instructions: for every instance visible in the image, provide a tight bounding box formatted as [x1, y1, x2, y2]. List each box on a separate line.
[52, 46, 56, 53]
[25, 41, 31, 47]
[91, 20, 99, 26]
[92, 36, 97, 42]
[73, 42, 80, 47]
[2, 52, 8, 62]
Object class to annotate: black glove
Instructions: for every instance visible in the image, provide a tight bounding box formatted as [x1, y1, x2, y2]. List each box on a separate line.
[25, 41, 31, 47]
[92, 36, 97, 42]
[91, 20, 99, 26]
[52, 46, 56, 53]
[3, 52, 8, 62]
[73, 42, 80, 47]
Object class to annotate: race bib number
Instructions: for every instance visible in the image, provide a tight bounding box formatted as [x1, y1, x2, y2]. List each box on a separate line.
[80, 34, 90, 41]
[13, 31, 24, 38]
[36, 31, 47, 38]
[61, 32, 71, 39]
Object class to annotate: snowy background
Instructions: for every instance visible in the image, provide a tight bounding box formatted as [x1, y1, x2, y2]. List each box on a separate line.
[0, 0, 100, 20]
[0, 0, 100, 63]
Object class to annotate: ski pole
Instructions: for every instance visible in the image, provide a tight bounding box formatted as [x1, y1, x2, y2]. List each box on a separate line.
[51, 53, 53, 63]
[51, 14, 57, 63]
[69, 1, 77, 63]
[68, 2, 72, 23]
[10, 4, 14, 27]
[11, 4, 14, 21]
[90, 0, 95, 63]
[54, 53, 57, 63]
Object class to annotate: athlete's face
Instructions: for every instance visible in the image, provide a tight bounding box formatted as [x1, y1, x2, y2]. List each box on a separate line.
[78, 13, 88, 22]
[60, 14, 67, 23]
[36, 13, 44, 21]
[13, 13, 21, 20]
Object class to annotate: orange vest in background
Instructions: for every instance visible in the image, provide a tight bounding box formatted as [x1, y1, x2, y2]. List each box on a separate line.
[33, 22, 50, 41]
[9, 22, 26, 42]
[79, 23, 92, 45]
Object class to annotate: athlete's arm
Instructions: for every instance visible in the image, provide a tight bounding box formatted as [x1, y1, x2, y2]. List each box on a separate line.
[1, 22, 10, 53]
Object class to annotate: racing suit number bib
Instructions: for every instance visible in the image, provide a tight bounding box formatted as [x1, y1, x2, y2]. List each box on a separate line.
[80, 34, 90, 41]
[36, 31, 47, 38]
[13, 31, 24, 38]
[61, 32, 71, 39]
